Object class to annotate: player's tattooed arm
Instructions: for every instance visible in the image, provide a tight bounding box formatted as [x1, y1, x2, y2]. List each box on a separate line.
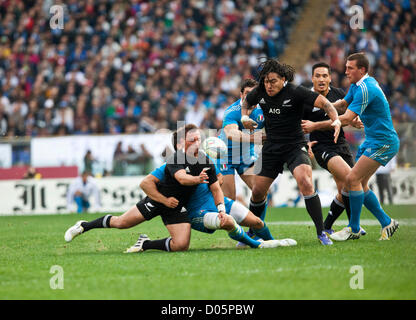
[301, 109, 362, 132]
[333, 99, 349, 114]
[314, 95, 339, 121]
[313, 95, 341, 143]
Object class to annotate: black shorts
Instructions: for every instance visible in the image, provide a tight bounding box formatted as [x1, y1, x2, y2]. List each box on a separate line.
[258, 141, 311, 179]
[136, 196, 190, 225]
[312, 143, 354, 171]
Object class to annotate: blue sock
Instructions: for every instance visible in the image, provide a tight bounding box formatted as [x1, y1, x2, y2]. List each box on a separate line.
[259, 204, 267, 221]
[348, 190, 364, 233]
[74, 196, 83, 213]
[252, 223, 274, 240]
[228, 224, 261, 248]
[363, 190, 391, 228]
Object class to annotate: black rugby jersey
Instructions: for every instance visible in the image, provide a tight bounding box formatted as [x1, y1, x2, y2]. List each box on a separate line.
[158, 150, 217, 209]
[245, 83, 319, 144]
[302, 86, 347, 146]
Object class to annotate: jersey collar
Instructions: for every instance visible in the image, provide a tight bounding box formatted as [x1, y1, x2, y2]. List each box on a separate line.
[356, 73, 369, 86]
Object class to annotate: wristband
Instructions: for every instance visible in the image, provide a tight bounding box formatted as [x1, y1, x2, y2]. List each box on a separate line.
[241, 115, 250, 123]
[331, 119, 341, 127]
[217, 203, 225, 213]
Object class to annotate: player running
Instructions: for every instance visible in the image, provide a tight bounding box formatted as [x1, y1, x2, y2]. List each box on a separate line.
[304, 53, 399, 241]
[218, 79, 265, 201]
[301, 62, 365, 236]
[241, 58, 341, 245]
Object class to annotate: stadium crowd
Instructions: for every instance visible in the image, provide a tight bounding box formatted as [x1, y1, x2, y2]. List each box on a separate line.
[0, 0, 415, 167]
[0, 0, 304, 137]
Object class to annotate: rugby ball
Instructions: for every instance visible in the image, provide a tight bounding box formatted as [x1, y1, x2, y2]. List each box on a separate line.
[202, 137, 227, 159]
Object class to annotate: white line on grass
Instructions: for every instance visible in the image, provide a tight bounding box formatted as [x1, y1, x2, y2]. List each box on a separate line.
[266, 219, 416, 226]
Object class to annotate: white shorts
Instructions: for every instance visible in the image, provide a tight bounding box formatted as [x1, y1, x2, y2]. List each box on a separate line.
[229, 200, 249, 224]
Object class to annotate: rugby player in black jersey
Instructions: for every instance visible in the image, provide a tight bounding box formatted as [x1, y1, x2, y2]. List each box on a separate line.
[241, 58, 341, 245]
[64, 124, 223, 252]
[301, 62, 365, 236]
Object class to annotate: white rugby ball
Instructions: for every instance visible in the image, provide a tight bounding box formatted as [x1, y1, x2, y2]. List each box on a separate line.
[202, 137, 227, 159]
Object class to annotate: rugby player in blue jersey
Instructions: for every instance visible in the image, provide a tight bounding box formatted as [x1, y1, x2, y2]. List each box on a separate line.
[218, 79, 265, 201]
[126, 128, 297, 252]
[304, 53, 399, 241]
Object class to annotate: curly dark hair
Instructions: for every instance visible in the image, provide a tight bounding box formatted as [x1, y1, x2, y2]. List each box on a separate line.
[257, 58, 295, 88]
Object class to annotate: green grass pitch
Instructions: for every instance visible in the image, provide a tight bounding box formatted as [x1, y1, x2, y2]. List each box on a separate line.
[1, 205, 415, 300]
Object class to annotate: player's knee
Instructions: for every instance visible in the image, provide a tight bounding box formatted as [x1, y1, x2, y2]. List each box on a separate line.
[251, 186, 267, 202]
[170, 238, 189, 251]
[298, 178, 314, 195]
[109, 216, 128, 229]
[221, 215, 236, 231]
[346, 172, 360, 189]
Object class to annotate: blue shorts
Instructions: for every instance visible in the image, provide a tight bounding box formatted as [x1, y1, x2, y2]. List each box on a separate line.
[217, 156, 256, 176]
[188, 198, 234, 234]
[356, 138, 399, 166]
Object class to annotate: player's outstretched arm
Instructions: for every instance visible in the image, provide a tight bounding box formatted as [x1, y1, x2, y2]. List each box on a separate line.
[209, 181, 226, 213]
[140, 175, 179, 208]
[224, 124, 264, 144]
[301, 109, 361, 132]
[174, 168, 209, 186]
[333, 99, 349, 114]
[313, 95, 341, 143]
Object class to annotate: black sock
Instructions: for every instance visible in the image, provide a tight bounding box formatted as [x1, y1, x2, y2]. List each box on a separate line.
[249, 198, 267, 218]
[341, 190, 351, 221]
[304, 193, 324, 236]
[142, 237, 171, 251]
[81, 215, 112, 232]
[324, 198, 345, 230]
[248, 198, 267, 235]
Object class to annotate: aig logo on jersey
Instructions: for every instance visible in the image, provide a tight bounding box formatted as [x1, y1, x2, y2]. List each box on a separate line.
[269, 108, 280, 114]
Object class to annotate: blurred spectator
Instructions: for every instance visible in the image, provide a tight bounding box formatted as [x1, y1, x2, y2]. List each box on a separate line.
[112, 141, 125, 176]
[375, 155, 397, 205]
[67, 171, 102, 213]
[23, 166, 41, 179]
[83, 149, 95, 173]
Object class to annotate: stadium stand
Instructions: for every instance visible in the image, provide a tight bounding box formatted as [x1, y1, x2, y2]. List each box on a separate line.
[0, 0, 414, 170]
[0, 0, 305, 138]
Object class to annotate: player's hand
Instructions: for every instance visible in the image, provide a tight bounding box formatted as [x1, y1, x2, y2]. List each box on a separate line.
[307, 141, 317, 159]
[331, 119, 341, 144]
[218, 211, 227, 228]
[241, 115, 258, 130]
[301, 120, 315, 133]
[164, 197, 179, 208]
[197, 168, 210, 184]
[351, 116, 364, 129]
